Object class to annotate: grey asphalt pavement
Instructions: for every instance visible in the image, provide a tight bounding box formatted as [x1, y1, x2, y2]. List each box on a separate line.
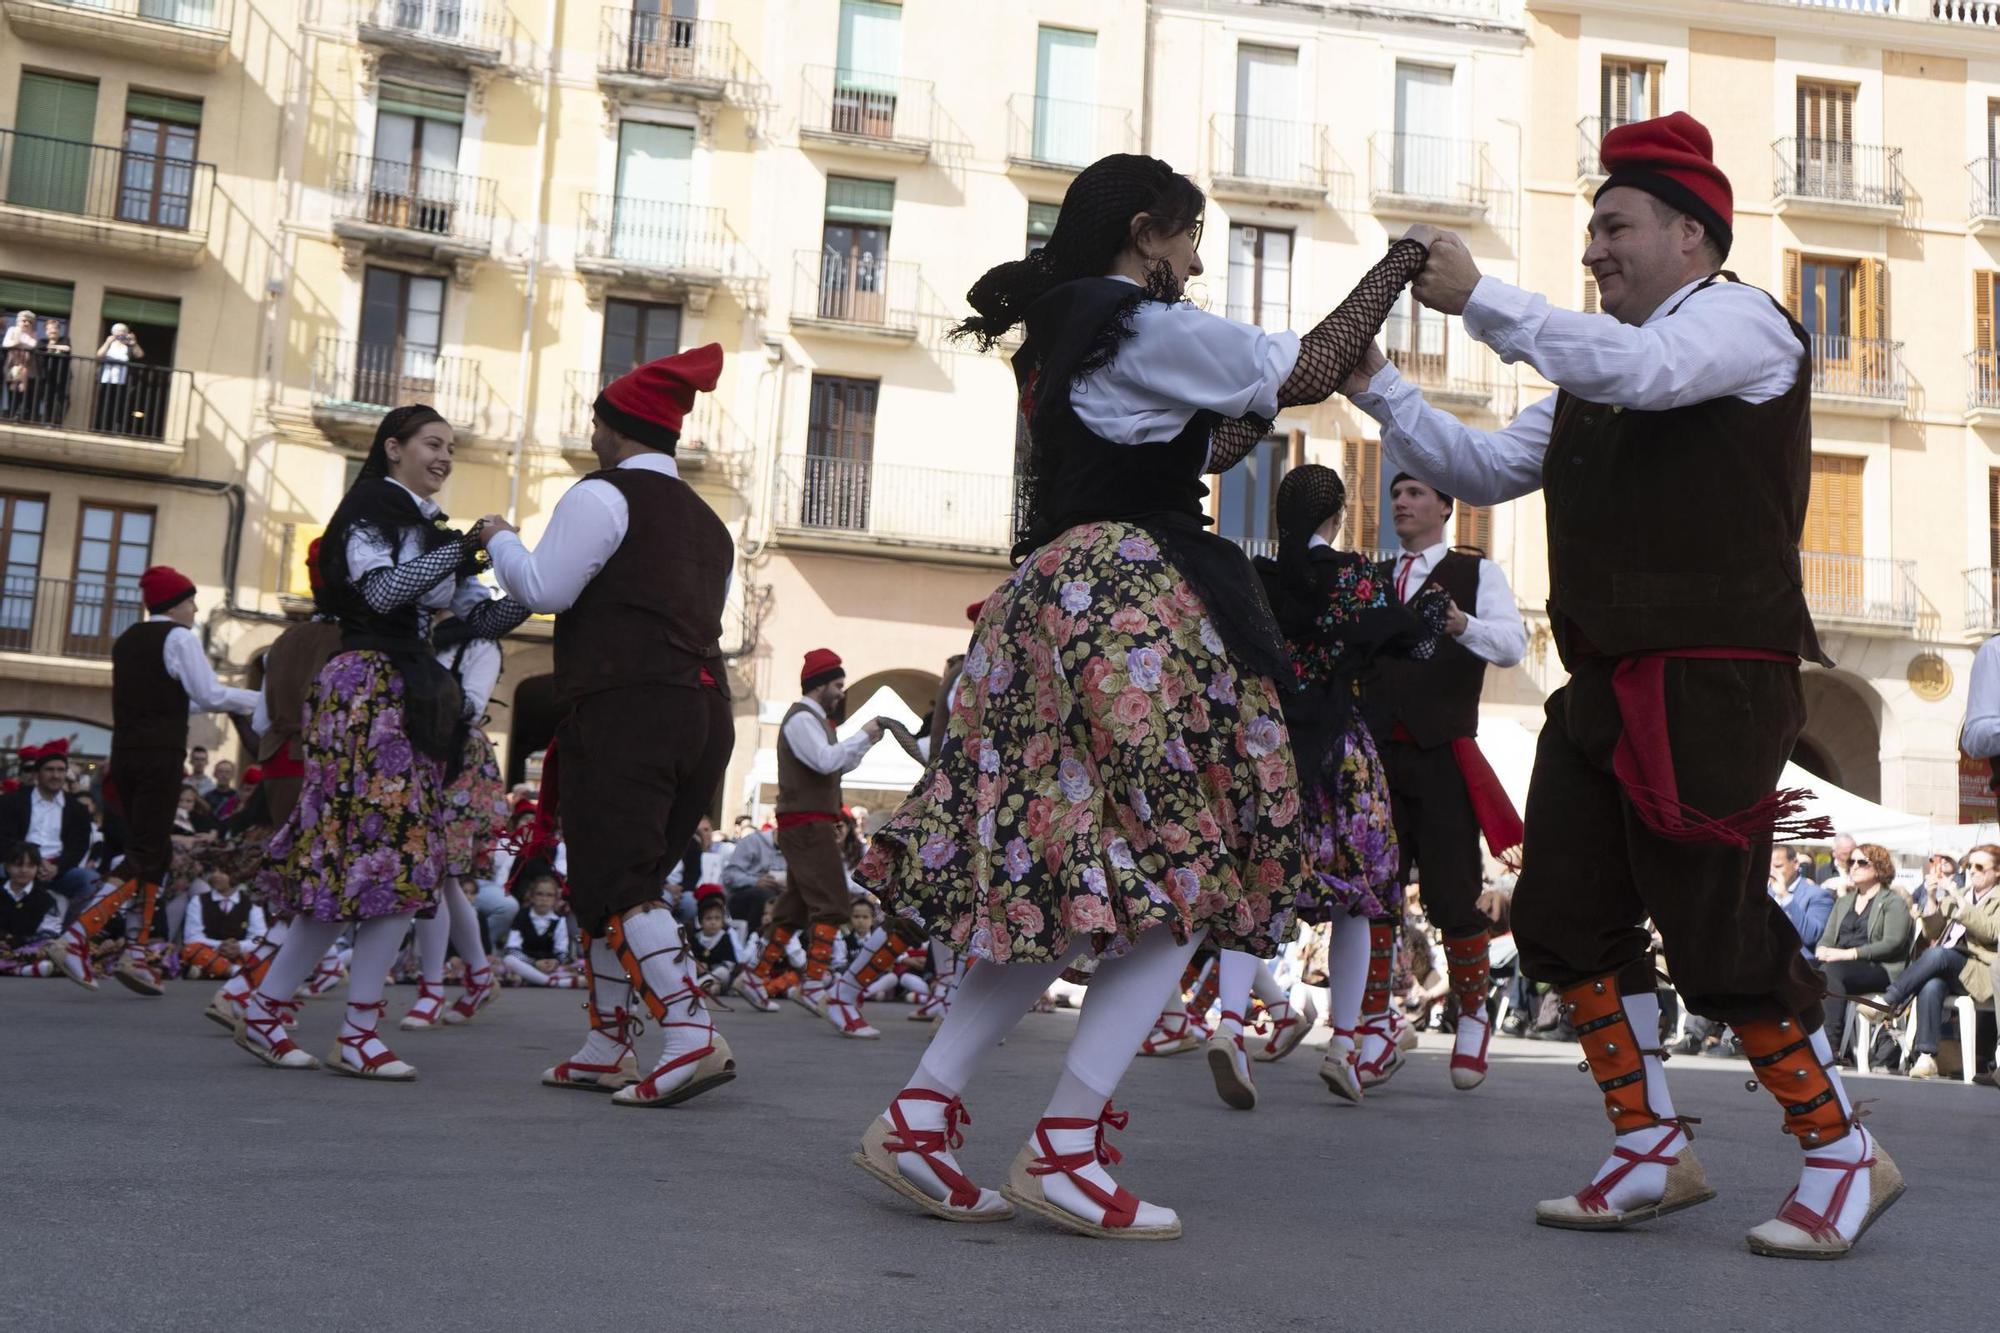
[3, 982, 1991, 1331]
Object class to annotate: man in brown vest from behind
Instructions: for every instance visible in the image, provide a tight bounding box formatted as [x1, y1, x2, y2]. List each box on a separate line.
[46, 564, 259, 995]
[482, 344, 737, 1109]
[1343, 113, 1900, 1258]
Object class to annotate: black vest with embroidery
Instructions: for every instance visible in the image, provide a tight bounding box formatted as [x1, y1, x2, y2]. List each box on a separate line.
[1, 884, 56, 941]
[196, 893, 253, 942]
[510, 909, 562, 961]
[1362, 551, 1489, 749]
[112, 619, 191, 752]
[1542, 278, 1829, 666]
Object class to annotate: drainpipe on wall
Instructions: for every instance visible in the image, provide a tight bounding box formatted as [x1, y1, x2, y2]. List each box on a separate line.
[1496, 115, 1526, 590]
[507, 0, 561, 520]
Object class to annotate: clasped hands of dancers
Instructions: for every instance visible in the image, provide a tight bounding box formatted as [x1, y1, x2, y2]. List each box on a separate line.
[46, 112, 1895, 1259]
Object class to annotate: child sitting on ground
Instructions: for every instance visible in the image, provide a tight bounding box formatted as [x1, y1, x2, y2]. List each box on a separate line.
[2, 840, 60, 977]
[180, 869, 268, 979]
[689, 887, 739, 995]
[500, 873, 581, 988]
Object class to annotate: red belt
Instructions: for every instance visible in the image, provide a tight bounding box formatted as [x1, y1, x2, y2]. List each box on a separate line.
[1390, 726, 1522, 860]
[776, 811, 839, 829]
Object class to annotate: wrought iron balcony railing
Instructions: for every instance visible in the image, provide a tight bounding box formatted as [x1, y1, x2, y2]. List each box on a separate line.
[1382, 316, 1511, 412]
[1801, 552, 1918, 628]
[1575, 115, 1637, 180]
[577, 195, 734, 274]
[0, 127, 214, 236]
[791, 249, 921, 336]
[311, 336, 478, 429]
[561, 366, 747, 458]
[0, 349, 192, 447]
[1368, 132, 1496, 213]
[1965, 566, 2000, 635]
[774, 455, 1015, 553]
[800, 65, 937, 151]
[331, 151, 497, 247]
[597, 7, 739, 91]
[25, 0, 233, 31]
[1967, 349, 2000, 409]
[1209, 114, 1334, 194]
[1006, 94, 1135, 171]
[1808, 334, 1906, 403]
[357, 0, 503, 58]
[1773, 137, 1904, 209]
[0, 574, 148, 661]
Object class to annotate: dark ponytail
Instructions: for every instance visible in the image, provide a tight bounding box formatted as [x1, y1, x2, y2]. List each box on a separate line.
[952, 154, 1207, 350]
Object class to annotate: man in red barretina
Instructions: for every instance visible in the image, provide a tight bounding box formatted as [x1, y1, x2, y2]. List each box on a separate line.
[1341, 112, 1900, 1259]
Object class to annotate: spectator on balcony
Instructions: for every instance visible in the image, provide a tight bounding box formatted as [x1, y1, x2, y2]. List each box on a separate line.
[93, 324, 143, 435]
[34, 317, 70, 425]
[1815, 842, 1915, 1058]
[2, 309, 37, 420]
[1874, 844, 2000, 1080]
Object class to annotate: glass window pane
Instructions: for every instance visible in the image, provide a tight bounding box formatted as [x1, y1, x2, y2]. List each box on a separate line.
[115, 545, 147, 576]
[123, 511, 151, 543]
[81, 507, 112, 541]
[9, 532, 40, 565]
[77, 538, 110, 574]
[16, 499, 44, 531]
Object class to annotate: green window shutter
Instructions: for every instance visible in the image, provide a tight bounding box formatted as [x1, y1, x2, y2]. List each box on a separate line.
[825, 175, 894, 225]
[379, 79, 466, 124]
[8, 76, 97, 216]
[0, 276, 76, 316]
[16, 73, 98, 141]
[1027, 202, 1059, 241]
[125, 92, 204, 127]
[101, 294, 182, 328]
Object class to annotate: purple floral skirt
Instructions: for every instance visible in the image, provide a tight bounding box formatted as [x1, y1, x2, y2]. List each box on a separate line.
[855, 521, 1306, 963]
[1290, 721, 1400, 923]
[442, 725, 506, 878]
[261, 650, 447, 922]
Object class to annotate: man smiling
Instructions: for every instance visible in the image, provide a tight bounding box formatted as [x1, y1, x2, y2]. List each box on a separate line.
[1340, 112, 1900, 1260]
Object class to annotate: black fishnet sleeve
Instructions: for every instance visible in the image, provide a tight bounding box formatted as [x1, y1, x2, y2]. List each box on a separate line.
[354, 534, 469, 614]
[1208, 237, 1429, 473]
[456, 595, 532, 640]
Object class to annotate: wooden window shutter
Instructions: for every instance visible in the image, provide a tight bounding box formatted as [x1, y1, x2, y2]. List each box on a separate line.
[1804, 454, 1863, 556]
[1979, 273, 1996, 353]
[1583, 273, 1600, 314]
[1782, 250, 1803, 319]
[1343, 438, 1381, 552]
[1854, 258, 1885, 342]
[1454, 504, 1493, 555]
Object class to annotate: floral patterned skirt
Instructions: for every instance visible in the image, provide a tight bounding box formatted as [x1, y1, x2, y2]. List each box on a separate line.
[261, 650, 447, 922]
[1291, 720, 1399, 923]
[442, 726, 506, 878]
[855, 520, 1306, 963]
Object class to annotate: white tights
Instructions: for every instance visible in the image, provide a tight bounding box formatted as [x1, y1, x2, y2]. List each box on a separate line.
[413, 878, 489, 984]
[1214, 950, 1292, 1032]
[1325, 914, 1371, 1032]
[256, 913, 416, 1041]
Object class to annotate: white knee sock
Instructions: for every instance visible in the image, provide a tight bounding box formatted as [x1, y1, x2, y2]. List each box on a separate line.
[1789, 1026, 1872, 1236]
[907, 945, 1075, 1097]
[1215, 949, 1257, 1037]
[256, 918, 343, 1003]
[563, 935, 636, 1069]
[1047, 927, 1206, 1119]
[618, 908, 711, 1074]
[443, 879, 489, 971]
[1584, 990, 1681, 1211]
[414, 911, 450, 985]
[503, 954, 552, 985]
[346, 915, 413, 1013]
[1326, 914, 1370, 1032]
[1251, 960, 1288, 1008]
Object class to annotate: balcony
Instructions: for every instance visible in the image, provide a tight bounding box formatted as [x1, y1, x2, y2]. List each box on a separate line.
[1773, 137, 1904, 223]
[310, 335, 482, 445]
[559, 366, 747, 470]
[1801, 552, 1918, 631]
[790, 249, 923, 342]
[1368, 133, 1494, 224]
[1967, 158, 2000, 235]
[0, 0, 232, 70]
[1208, 114, 1335, 208]
[1965, 567, 2000, 637]
[1575, 115, 1635, 189]
[329, 151, 496, 283]
[1005, 95, 1135, 180]
[1382, 317, 1511, 416]
[0, 575, 146, 665]
[1966, 350, 2000, 425]
[356, 0, 502, 70]
[0, 129, 212, 265]
[575, 197, 740, 309]
[773, 455, 1014, 559]
[0, 350, 192, 472]
[799, 66, 937, 160]
[1808, 334, 1906, 416]
[597, 8, 741, 106]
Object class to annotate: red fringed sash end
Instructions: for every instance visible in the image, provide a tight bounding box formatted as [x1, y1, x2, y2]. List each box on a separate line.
[502, 737, 564, 898]
[1448, 736, 1524, 864]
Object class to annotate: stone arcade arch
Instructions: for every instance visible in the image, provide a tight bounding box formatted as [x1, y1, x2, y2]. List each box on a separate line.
[1796, 670, 1886, 802]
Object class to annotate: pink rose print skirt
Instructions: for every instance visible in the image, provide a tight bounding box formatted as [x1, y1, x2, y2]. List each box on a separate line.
[857, 521, 1306, 963]
[261, 650, 447, 922]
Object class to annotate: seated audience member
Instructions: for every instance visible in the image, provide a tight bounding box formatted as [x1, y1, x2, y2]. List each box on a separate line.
[1875, 844, 2000, 1079]
[721, 819, 785, 928]
[1768, 846, 1834, 956]
[501, 872, 581, 988]
[1817, 841, 1916, 1057]
[172, 784, 217, 836]
[690, 888, 739, 995]
[0, 742, 98, 917]
[1, 839, 60, 976]
[180, 869, 267, 978]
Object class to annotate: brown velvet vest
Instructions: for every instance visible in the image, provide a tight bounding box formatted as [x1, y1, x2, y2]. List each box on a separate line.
[1362, 550, 1488, 749]
[776, 701, 843, 817]
[112, 619, 191, 752]
[1542, 280, 1829, 667]
[553, 466, 733, 709]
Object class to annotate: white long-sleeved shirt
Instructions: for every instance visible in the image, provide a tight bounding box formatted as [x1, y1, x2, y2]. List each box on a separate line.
[442, 636, 502, 719]
[1962, 635, 2000, 759]
[1071, 277, 1302, 450]
[505, 910, 571, 960]
[26, 788, 66, 861]
[1384, 540, 1527, 668]
[182, 888, 267, 949]
[160, 622, 260, 716]
[486, 453, 682, 613]
[783, 695, 874, 776]
[1350, 274, 1802, 507]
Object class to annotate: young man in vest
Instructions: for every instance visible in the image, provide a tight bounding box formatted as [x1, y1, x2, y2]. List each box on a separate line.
[1361, 473, 1526, 1092]
[740, 649, 907, 1036]
[481, 344, 737, 1108]
[46, 565, 260, 995]
[1343, 113, 1899, 1259]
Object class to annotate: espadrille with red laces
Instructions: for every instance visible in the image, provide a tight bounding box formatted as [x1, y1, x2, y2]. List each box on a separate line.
[1001, 1102, 1179, 1240]
[853, 1088, 1012, 1221]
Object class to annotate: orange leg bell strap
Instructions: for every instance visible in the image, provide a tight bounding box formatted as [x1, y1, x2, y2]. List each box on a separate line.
[76, 878, 140, 940]
[1561, 975, 1664, 1136]
[133, 882, 160, 947]
[1362, 919, 1394, 1017]
[1736, 1017, 1853, 1149]
[1443, 930, 1491, 1012]
[853, 943, 901, 992]
[752, 925, 795, 981]
[603, 912, 681, 1025]
[804, 921, 838, 983]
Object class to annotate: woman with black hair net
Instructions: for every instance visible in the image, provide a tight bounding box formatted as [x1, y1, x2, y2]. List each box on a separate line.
[852, 153, 1430, 1237]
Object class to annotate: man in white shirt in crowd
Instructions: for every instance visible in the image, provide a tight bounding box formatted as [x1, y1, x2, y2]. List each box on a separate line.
[1342, 112, 1897, 1259]
[0, 740, 97, 920]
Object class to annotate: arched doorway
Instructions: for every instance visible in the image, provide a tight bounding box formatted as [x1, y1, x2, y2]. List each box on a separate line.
[507, 674, 561, 788]
[1798, 671, 1884, 801]
[844, 668, 943, 723]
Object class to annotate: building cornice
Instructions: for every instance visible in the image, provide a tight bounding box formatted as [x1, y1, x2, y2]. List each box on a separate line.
[1533, 0, 2000, 60]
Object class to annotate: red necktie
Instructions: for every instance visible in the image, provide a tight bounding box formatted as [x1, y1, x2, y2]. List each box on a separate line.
[1395, 554, 1417, 602]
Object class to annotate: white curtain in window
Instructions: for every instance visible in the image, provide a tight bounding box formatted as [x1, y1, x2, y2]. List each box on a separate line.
[1235, 45, 1298, 181]
[1393, 63, 1453, 198]
[838, 0, 902, 95]
[1034, 27, 1097, 166]
[402, 275, 445, 382]
[613, 121, 695, 263]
